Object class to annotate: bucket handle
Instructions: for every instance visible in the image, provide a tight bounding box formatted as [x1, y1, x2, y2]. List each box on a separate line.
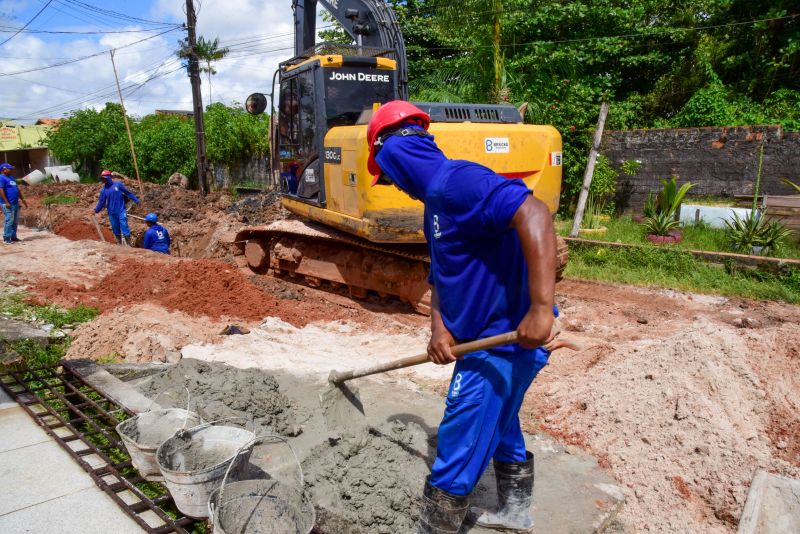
[213, 433, 305, 516]
[148, 386, 192, 421]
[185, 415, 255, 434]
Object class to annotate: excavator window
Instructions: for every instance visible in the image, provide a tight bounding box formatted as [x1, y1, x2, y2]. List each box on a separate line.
[324, 67, 396, 127]
[279, 70, 319, 199]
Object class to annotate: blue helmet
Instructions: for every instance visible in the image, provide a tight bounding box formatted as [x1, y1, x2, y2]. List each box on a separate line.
[145, 213, 158, 223]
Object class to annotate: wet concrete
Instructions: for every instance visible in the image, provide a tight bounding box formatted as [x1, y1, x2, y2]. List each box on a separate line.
[93, 361, 623, 533]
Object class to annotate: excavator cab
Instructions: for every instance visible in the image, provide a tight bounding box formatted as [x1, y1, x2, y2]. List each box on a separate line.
[276, 46, 398, 204]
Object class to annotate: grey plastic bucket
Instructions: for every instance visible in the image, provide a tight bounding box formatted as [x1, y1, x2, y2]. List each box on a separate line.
[208, 480, 315, 534]
[116, 408, 201, 481]
[156, 425, 256, 519]
[208, 434, 314, 534]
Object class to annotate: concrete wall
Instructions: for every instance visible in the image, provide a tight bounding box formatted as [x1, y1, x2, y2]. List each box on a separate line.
[600, 126, 800, 212]
[211, 156, 272, 189]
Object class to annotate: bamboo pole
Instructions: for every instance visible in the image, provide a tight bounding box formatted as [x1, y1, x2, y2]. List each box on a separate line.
[109, 49, 145, 200]
[570, 102, 609, 238]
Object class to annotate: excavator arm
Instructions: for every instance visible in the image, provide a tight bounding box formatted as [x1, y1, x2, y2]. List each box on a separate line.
[293, 0, 408, 99]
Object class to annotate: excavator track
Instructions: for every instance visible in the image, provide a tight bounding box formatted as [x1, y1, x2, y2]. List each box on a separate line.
[234, 219, 569, 316]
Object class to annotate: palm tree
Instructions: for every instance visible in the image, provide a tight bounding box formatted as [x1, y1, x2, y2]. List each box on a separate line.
[177, 36, 230, 104]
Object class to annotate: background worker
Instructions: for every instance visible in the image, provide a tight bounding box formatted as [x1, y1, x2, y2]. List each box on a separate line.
[367, 101, 558, 534]
[142, 212, 170, 254]
[0, 163, 28, 244]
[93, 170, 139, 246]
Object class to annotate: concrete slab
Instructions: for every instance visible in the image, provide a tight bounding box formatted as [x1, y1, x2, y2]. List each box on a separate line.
[464, 434, 624, 533]
[0, 407, 50, 453]
[738, 470, 800, 534]
[0, 385, 15, 411]
[0, 485, 144, 533]
[0, 316, 49, 346]
[63, 360, 158, 414]
[0, 440, 94, 515]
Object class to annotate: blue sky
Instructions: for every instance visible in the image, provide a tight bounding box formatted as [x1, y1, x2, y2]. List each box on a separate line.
[0, 0, 321, 122]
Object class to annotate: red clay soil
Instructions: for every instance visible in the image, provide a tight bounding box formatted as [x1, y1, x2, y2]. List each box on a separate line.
[28, 257, 346, 325]
[54, 218, 116, 242]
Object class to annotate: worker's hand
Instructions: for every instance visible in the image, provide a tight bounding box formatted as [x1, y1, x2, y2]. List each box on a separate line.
[517, 304, 555, 349]
[428, 325, 457, 365]
[3, 202, 10, 209]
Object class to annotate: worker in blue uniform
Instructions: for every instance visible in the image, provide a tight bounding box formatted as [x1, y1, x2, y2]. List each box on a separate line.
[93, 170, 140, 246]
[367, 101, 559, 534]
[142, 212, 170, 254]
[0, 163, 27, 244]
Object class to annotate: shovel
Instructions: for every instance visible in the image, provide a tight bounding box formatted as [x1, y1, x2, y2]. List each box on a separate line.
[320, 329, 582, 432]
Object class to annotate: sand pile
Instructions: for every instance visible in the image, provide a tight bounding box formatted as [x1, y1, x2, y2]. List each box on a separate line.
[137, 359, 301, 436]
[180, 317, 447, 381]
[303, 420, 430, 533]
[536, 317, 800, 533]
[65, 304, 222, 362]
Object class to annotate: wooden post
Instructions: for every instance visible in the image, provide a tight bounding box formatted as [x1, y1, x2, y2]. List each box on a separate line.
[570, 102, 609, 238]
[109, 49, 145, 200]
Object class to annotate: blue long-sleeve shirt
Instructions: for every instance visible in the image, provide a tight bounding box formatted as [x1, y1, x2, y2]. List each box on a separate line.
[94, 180, 139, 214]
[143, 223, 170, 254]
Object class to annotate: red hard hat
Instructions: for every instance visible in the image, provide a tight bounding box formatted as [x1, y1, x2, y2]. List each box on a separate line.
[366, 101, 430, 179]
[101, 170, 112, 176]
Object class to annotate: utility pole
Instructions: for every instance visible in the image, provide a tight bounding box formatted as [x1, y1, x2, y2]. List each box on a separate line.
[570, 102, 609, 238]
[186, 0, 208, 195]
[109, 49, 145, 199]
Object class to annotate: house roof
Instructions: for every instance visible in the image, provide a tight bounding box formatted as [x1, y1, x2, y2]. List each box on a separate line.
[0, 121, 51, 151]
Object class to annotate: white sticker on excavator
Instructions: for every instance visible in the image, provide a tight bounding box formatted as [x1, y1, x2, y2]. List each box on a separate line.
[304, 168, 315, 183]
[485, 138, 510, 153]
[550, 152, 562, 166]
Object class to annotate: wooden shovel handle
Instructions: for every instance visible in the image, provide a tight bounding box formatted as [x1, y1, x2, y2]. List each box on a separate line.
[329, 331, 524, 384]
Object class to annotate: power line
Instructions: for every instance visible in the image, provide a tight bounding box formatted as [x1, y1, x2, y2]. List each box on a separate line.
[0, 27, 180, 77]
[0, 0, 54, 47]
[0, 26, 181, 35]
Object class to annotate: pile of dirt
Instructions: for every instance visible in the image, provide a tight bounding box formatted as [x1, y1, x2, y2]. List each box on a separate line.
[225, 191, 285, 225]
[65, 304, 222, 362]
[303, 420, 430, 533]
[31, 257, 285, 322]
[137, 359, 301, 436]
[530, 317, 800, 533]
[54, 218, 116, 242]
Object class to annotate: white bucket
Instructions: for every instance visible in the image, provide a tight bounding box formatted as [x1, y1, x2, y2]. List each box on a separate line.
[157, 424, 256, 519]
[23, 169, 46, 185]
[116, 408, 201, 481]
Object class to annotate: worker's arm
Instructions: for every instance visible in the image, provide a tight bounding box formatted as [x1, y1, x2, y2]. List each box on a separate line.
[93, 189, 106, 213]
[122, 185, 140, 205]
[17, 187, 27, 208]
[510, 195, 556, 349]
[143, 229, 153, 250]
[0, 186, 9, 207]
[427, 286, 457, 364]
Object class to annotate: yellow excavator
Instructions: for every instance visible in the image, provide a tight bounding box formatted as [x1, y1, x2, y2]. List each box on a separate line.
[238, 0, 567, 314]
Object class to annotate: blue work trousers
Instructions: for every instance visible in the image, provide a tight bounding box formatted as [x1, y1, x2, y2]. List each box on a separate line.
[429, 346, 549, 496]
[2, 201, 19, 242]
[108, 210, 131, 237]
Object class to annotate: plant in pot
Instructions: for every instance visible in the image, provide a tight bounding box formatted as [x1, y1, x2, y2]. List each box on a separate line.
[579, 194, 608, 236]
[643, 177, 693, 244]
[724, 210, 792, 256]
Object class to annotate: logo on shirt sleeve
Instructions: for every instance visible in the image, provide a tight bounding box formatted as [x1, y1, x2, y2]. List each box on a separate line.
[433, 214, 442, 239]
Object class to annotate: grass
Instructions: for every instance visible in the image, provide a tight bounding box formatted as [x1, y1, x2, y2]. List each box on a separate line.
[558, 216, 800, 260]
[0, 289, 99, 328]
[565, 242, 800, 303]
[41, 194, 79, 206]
[6, 338, 68, 367]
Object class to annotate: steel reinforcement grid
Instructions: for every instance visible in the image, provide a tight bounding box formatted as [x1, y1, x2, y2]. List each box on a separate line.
[0, 361, 203, 533]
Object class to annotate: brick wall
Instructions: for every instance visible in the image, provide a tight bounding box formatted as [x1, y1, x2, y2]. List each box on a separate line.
[600, 126, 800, 213]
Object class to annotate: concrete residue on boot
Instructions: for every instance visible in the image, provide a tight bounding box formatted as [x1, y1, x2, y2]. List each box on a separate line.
[137, 359, 302, 436]
[302, 420, 432, 533]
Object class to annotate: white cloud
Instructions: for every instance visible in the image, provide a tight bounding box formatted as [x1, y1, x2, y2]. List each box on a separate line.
[1, 0, 336, 122]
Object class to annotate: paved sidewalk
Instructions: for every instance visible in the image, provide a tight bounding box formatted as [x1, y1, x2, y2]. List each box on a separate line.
[0, 386, 144, 533]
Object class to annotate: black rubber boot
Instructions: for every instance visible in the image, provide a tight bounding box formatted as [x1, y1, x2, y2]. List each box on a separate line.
[122, 235, 132, 247]
[467, 451, 535, 532]
[113, 234, 122, 245]
[416, 480, 470, 534]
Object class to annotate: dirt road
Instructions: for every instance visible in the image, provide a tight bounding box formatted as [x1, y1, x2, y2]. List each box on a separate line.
[3, 183, 799, 533]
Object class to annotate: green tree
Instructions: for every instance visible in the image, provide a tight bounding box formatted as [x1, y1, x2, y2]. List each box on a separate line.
[204, 102, 271, 164]
[46, 103, 126, 176]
